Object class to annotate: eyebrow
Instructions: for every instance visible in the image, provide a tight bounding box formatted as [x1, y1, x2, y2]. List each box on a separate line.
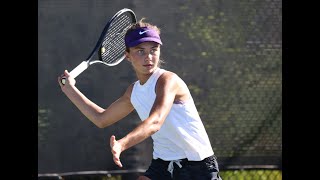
[133, 45, 159, 50]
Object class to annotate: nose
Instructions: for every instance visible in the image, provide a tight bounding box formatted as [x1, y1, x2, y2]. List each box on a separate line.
[145, 53, 152, 61]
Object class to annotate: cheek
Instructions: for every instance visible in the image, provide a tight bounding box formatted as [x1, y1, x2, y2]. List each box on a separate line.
[153, 53, 160, 60]
[130, 56, 143, 65]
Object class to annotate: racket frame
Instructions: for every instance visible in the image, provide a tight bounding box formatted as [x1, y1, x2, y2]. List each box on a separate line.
[61, 8, 137, 84]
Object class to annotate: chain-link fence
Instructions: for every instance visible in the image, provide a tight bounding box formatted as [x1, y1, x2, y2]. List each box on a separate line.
[38, 168, 282, 179]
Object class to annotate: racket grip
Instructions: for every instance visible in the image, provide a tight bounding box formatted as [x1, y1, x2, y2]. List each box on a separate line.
[61, 61, 89, 85]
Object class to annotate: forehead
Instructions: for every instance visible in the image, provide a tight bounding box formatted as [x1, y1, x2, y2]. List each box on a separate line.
[132, 41, 160, 49]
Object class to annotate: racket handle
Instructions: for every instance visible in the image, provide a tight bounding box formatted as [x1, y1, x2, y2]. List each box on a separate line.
[61, 61, 89, 85]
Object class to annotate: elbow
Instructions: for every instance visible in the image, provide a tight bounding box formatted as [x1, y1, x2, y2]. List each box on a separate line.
[91, 113, 110, 129]
[149, 127, 160, 135]
[95, 122, 105, 129]
[149, 119, 162, 135]
[90, 118, 104, 128]
[95, 118, 112, 129]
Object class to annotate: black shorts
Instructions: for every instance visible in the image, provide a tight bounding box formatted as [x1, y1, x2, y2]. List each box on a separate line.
[143, 155, 222, 180]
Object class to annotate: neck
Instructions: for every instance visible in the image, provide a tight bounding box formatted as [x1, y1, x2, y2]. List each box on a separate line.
[136, 68, 158, 85]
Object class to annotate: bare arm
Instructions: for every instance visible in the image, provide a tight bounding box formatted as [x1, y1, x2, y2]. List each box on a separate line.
[110, 72, 187, 167]
[58, 70, 134, 128]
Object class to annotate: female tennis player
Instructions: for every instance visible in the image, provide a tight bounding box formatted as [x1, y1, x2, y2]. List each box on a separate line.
[58, 18, 222, 180]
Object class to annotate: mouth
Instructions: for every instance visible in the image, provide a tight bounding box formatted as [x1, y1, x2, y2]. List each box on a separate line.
[143, 64, 153, 67]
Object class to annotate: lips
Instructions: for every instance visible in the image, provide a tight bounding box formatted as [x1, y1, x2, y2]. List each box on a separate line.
[143, 64, 153, 67]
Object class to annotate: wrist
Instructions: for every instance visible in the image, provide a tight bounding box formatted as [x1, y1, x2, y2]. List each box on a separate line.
[118, 137, 128, 152]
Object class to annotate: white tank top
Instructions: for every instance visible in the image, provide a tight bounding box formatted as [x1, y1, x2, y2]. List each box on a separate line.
[130, 68, 214, 161]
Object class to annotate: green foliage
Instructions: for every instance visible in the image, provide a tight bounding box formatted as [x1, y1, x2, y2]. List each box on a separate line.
[220, 170, 282, 180]
[174, 0, 282, 159]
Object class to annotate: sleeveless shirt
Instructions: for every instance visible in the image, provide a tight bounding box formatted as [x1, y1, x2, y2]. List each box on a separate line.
[130, 68, 214, 161]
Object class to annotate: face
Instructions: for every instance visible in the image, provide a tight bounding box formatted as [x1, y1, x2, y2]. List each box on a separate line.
[126, 41, 161, 75]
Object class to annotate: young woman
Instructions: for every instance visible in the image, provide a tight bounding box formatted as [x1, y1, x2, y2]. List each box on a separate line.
[58, 18, 222, 180]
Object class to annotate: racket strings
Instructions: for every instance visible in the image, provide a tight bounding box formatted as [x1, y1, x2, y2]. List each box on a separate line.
[101, 12, 134, 65]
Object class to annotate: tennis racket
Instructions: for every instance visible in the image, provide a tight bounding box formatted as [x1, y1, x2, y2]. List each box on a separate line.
[61, 8, 137, 84]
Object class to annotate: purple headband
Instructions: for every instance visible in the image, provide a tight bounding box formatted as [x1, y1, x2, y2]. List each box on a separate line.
[125, 27, 162, 48]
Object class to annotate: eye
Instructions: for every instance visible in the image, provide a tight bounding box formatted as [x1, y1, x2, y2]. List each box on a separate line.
[150, 49, 157, 54]
[137, 50, 144, 55]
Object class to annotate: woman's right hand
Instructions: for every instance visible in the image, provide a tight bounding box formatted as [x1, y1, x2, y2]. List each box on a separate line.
[58, 70, 76, 89]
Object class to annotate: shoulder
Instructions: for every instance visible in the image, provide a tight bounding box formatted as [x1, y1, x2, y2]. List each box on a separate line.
[123, 82, 136, 99]
[156, 70, 183, 90]
[159, 70, 180, 83]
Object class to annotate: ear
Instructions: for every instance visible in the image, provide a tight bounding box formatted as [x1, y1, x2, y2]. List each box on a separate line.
[125, 51, 131, 62]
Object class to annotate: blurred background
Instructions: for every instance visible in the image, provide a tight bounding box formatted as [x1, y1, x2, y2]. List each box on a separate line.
[38, 0, 282, 179]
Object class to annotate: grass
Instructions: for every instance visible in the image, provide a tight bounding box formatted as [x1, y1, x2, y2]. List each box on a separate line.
[219, 170, 282, 180]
